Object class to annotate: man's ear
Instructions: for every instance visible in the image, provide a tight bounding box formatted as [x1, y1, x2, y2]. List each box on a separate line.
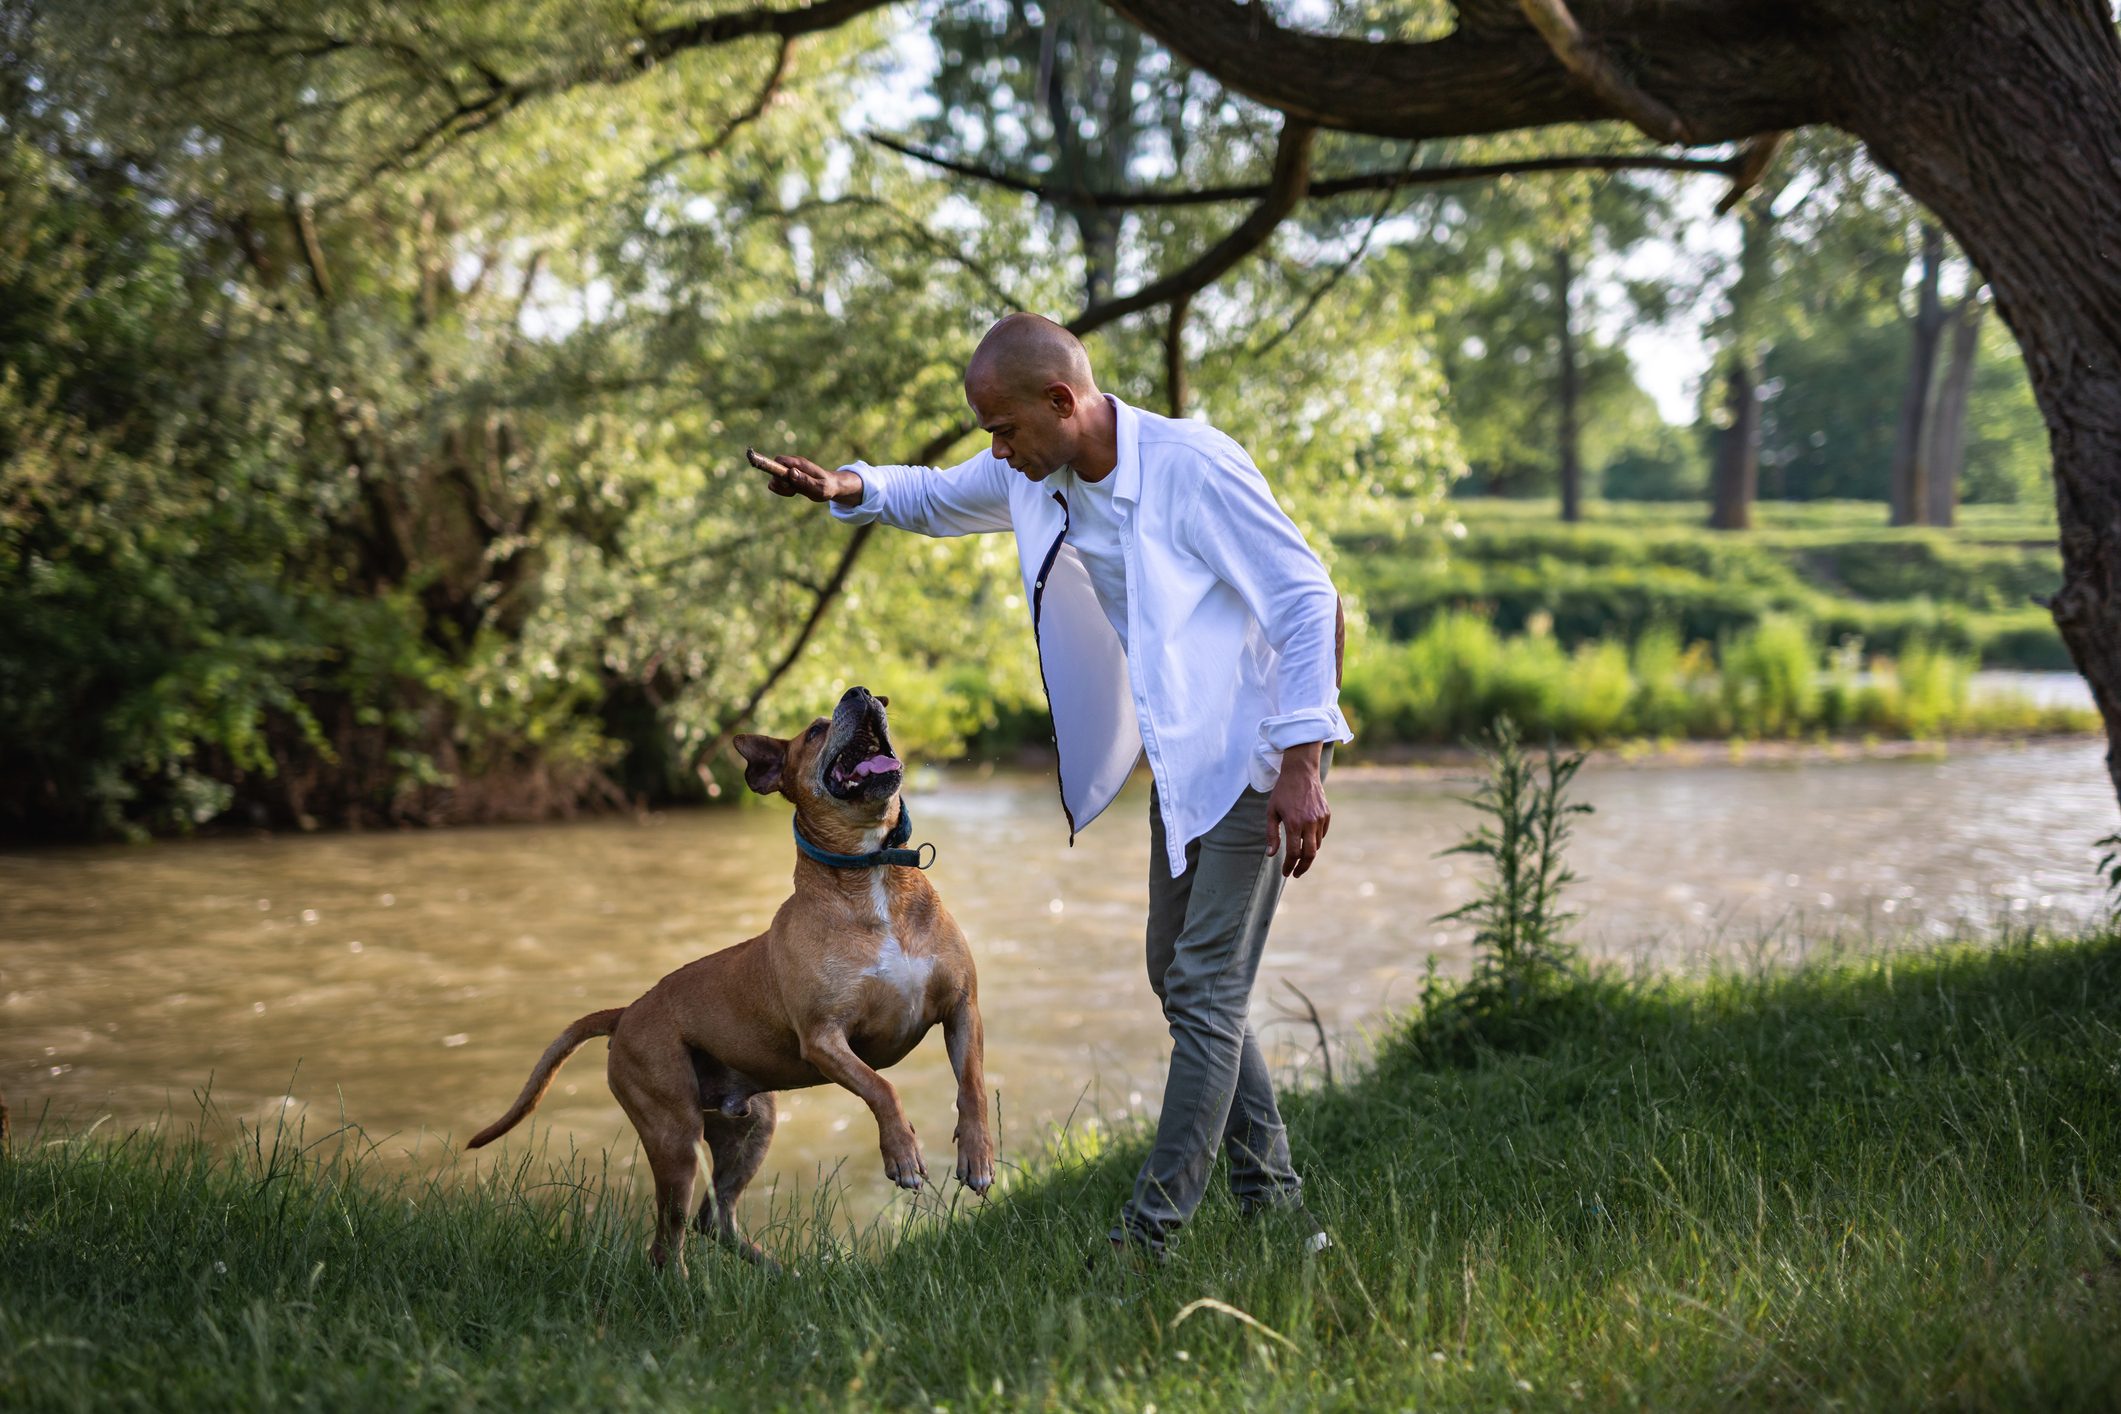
[1045, 381, 1079, 418]
[732, 734, 787, 796]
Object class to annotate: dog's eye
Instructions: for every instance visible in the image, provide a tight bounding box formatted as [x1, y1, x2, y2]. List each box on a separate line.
[806, 723, 825, 740]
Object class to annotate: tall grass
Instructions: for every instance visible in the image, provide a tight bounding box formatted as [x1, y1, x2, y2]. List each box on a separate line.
[5, 929, 2119, 1410]
[1341, 609, 2095, 747]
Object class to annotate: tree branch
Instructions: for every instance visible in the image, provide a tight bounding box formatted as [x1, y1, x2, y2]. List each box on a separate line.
[283, 192, 333, 305]
[1068, 120, 1317, 333]
[1514, 0, 1693, 144]
[1244, 169, 1405, 362]
[1099, 0, 1818, 143]
[637, 34, 795, 186]
[870, 130, 1736, 206]
[350, 0, 896, 191]
[770, 195, 1023, 311]
[1715, 130, 1790, 216]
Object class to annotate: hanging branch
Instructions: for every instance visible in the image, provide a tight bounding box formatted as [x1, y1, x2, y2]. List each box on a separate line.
[869, 131, 1736, 207]
[1068, 121, 1318, 332]
[1244, 164, 1409, 362]
[636, 35, 796, 186]
[221, 0, 906, 194]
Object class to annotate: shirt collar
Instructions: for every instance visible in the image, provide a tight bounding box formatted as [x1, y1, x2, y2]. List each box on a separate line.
[1106, 393, 1142, 505]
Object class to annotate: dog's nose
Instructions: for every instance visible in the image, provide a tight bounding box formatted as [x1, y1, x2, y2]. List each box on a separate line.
[839, 685, 873, 709]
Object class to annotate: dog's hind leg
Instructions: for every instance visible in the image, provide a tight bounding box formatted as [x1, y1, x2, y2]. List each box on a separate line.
[610, 1029, 705, 1275]
[699, 1095, 778, 1269]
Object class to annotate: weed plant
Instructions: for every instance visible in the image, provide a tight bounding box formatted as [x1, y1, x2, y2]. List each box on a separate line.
[1415, 718, 1592, 1059]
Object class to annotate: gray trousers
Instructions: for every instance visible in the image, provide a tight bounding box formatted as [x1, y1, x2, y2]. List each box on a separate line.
[1114, 750, 1328, 1253]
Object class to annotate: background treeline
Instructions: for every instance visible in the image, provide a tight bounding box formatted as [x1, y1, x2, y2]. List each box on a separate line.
[0, 3, 2070, 843]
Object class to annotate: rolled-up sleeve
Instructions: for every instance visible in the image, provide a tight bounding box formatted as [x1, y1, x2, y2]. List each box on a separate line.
[1179, 452, 1352, 783]
[827, 453, 1014, 537]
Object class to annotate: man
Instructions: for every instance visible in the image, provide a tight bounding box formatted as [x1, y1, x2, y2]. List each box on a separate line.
[757, 313, 1350, 1261]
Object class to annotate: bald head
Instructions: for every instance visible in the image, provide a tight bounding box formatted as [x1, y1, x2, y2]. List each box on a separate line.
[965, 313, 1097, 403]
[961, 313, 1116, 485]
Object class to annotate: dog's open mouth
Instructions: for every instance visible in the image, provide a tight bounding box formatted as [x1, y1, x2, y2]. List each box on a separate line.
[824, 696, 901, 800]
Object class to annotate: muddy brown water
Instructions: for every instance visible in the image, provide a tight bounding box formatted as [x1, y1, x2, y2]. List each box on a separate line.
[3, 735, 2111, 1226]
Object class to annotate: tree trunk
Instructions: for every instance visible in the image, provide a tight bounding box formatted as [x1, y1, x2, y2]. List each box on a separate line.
[1708, 355, 1760, 532]
[1888, 221, 1946, 526]
[1555, 243, 1582, 523]
[1923, 292, 1985, 529]
[1834, 0, 2121, 805]
[1165, 290, 1189, 417]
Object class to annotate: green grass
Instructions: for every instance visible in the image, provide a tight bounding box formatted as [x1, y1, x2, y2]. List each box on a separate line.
[6, 931, 2120, 1410]
[1336, 497, 2071, 670]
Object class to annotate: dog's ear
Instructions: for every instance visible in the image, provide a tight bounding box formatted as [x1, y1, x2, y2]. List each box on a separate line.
[732, 734, 787, 796]
[875, 694, 889, 708]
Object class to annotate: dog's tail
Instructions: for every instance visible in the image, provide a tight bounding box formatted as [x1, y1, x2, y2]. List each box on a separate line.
[466, 1007, 626, 1150]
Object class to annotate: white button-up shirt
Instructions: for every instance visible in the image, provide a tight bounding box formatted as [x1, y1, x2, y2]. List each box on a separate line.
[830, 395, 1351, 877]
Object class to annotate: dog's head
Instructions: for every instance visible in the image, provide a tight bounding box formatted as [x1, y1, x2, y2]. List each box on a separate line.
[733, 686, 903, 850]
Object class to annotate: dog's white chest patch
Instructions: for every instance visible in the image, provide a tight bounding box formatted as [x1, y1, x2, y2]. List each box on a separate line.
[862, 878, 935, 1011]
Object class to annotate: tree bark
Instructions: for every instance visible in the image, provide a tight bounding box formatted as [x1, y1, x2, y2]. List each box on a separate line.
[1555, 243, 1582, 523]
[1923, 292, 1985, 529]
[1708, 354, 1760, 532]
[1889, 221, 1946, 526]
[1826, 0, 2121, 804]
[1165, 290, 1189, 417]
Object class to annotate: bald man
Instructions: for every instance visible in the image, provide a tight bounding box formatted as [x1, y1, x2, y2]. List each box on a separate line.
[760, 313, 1350, 1263]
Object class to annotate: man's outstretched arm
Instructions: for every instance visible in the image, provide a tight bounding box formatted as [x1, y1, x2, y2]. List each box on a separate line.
[749, 448, 1013, 537]
[748, 449, 866, 506]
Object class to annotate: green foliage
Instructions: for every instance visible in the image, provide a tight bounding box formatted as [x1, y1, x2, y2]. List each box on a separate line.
[1718, 614, 1818, 736]
[1338, 608, 2092, 746]
[3, 2, 2073, 840]
[1341, 497, 2071, 670]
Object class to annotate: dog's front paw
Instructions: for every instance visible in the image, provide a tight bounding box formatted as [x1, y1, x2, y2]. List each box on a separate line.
[955, 1130, 995, 1193]
[881, 1128, 926, 1190]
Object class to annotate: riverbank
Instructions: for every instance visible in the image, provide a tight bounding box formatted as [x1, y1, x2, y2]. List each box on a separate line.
[1334, 725, 2099, 778]
[6, 929, 2117, 1410]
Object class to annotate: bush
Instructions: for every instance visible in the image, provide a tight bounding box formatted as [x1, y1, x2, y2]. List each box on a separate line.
[1338, 499, 2070, 671]
[1720, 615, 1821, 737]
[1339, 608, 2089, 747]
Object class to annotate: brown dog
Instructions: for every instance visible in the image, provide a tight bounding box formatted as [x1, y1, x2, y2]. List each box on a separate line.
[468, 685, 994, 1272]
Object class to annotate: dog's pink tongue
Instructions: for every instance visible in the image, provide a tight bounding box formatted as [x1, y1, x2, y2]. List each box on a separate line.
[851, 754, 901, 778]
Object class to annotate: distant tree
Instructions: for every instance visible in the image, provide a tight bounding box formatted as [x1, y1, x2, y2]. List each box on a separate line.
[1888, 222, 1947, 526]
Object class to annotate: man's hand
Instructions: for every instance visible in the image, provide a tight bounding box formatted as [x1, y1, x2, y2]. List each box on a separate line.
[1265, 741, 1330, 879]
[747, 447, 864, 507]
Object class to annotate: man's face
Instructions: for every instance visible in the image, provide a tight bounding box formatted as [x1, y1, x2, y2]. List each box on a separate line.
[967, 376, 1079, 482]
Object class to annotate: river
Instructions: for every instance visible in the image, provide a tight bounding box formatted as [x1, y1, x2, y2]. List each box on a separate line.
[3, 733, 2111, 1224]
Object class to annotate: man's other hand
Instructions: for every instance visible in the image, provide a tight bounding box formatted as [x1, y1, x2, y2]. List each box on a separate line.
[747, 448, 864, 506]
[1265, 742, 1330, 879]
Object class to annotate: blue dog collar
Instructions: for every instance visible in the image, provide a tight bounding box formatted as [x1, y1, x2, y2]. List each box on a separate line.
[792, 802, 934, 870]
